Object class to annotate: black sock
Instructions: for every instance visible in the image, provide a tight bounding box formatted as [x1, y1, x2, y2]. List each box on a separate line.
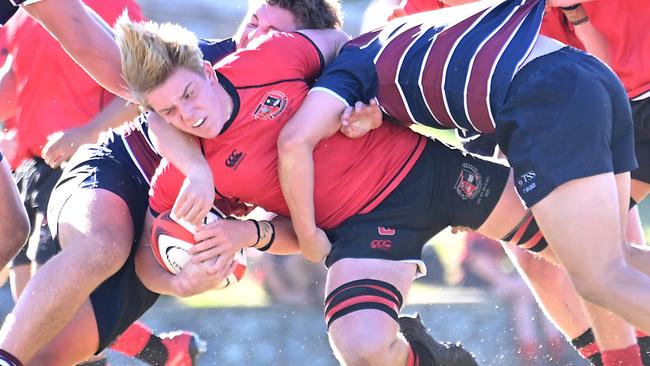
[135, 334, 169, 366]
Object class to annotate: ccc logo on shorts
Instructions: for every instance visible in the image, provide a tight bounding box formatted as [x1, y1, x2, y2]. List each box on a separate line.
[370, 240, 392, 251]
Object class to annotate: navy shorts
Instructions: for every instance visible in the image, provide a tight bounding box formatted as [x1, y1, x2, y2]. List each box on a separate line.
[495, 47, 637, 206]
[630, 98, 650, 184]
[324, 138, 510, 273]
[11, 158, 62, 267]
[48, 143, 159, 352]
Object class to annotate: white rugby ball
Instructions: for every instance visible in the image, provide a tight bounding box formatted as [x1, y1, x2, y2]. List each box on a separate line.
[150, 210, 247, 289]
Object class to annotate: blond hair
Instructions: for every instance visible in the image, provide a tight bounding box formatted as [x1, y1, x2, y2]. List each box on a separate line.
[115, 14, 204, 108]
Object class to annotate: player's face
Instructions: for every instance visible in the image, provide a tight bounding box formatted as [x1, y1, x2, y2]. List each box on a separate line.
[146, 63, 231, 139]
[236, 3, 299, 48]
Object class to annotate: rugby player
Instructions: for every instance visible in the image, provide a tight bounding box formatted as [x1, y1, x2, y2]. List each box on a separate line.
[0, 2, 343, 365]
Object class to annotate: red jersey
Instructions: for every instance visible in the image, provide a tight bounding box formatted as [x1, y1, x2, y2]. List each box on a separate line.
[580, 0, 650, 99]
[150, 32, 425, 229]
[536, 1, 650, 98]
[4, 0, 143, 159]
[389, 0, 446, 20]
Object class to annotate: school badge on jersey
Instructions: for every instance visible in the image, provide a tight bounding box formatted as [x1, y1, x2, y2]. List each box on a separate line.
[253, 90, 288, 120]
[455, 163, 482, 200]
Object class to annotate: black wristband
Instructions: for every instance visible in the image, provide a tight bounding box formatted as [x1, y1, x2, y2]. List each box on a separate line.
[257, 221, 275, 252]
[571, 16, 589, 26]
[249, 219, 260, 247]
[560, 4, 580, 10]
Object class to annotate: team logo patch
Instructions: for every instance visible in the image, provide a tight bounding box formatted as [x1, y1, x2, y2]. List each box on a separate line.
[454, 163, 482, 200]
[370, 239, 392, 251]
[225, 149, 246, 170]
[253, 90, 288, 120]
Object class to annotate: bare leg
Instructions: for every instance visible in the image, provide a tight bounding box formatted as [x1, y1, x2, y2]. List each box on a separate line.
[27, 300, 100, 366]
[532, 173, 650, 332]
[0, 159, 29, 268]
[0, 189, 133, 363]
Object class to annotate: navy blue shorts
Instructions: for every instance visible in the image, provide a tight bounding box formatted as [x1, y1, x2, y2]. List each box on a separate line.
[324, 138, 510, 273]
[631, 98, 650, 184]
[495, 47, 637, 206]
[11, 158, 62, 266]
[48, 143, 159, 352]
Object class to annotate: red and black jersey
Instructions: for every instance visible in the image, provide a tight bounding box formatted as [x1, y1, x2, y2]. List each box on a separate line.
[150, 31, 425, 229]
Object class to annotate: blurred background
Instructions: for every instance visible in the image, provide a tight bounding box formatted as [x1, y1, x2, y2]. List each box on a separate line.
[2, 0, 646, 365]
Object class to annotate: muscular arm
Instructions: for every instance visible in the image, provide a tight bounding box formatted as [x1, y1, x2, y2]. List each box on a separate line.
[147, 113, 214, 226]
[277, 91, 346, 262]
[23, 0, 133, 101]
[41, 97, 141, 167]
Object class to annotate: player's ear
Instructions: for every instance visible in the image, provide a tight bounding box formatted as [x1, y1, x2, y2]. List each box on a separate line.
[202, 60, 218, 84]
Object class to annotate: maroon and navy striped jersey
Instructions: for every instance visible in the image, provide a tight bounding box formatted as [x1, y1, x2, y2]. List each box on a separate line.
[314, 0, 545, 134]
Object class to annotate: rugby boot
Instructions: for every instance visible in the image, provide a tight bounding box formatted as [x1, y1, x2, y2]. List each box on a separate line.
[159, 331, 207, 366]
[399, 314, 478, 366]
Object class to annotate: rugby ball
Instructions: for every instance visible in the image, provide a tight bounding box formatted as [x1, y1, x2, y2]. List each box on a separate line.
[150, 210, 247, 289]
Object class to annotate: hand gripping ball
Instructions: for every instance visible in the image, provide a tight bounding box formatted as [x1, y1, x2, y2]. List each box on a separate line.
[150, 210, 247, 288]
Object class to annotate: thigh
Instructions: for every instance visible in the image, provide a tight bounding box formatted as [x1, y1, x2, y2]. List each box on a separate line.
[497, 48, 637, 207]
[29, 299, 100, 366]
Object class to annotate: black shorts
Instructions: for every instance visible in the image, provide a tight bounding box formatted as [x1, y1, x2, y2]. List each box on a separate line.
[11, 158, 62, 267]
[324, 138, 510, 273]
[631, 98, 650, 183]
[495, 47, 637, 206]
[47, 143, 159, 352]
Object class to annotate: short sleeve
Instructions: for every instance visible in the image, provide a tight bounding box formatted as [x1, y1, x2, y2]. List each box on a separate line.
[148, 159, 183, 216]
[311, 45, 379, 107]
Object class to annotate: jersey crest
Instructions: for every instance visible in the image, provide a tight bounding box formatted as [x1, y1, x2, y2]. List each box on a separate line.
[253, 90, 288, 120]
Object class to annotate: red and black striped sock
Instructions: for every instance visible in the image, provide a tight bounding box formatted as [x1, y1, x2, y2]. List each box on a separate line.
[571, 329, 602, 366]
[110, 321, 168, 365]
[601, 344, 642, 366]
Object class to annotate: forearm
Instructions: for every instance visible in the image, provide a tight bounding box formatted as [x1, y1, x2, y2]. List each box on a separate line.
[24, 0, 132, 101]
[277, 137, 318, 243]
[85, 98, 141, 140]
[135, 243, 186, 296]
[261, 216, 300, 255]
[559, 4, 611, 65]
[148, 113, 209, 178]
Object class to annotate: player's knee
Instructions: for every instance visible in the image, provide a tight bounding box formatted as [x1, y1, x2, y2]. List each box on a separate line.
[570, 261, 625, 305]
[4, 213, 30, 255]
[57, 222, 131, 277]
[325, 279, 403, 364]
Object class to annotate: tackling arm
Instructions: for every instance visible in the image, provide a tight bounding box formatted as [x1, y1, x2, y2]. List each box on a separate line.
[277, 91, 346, 262]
